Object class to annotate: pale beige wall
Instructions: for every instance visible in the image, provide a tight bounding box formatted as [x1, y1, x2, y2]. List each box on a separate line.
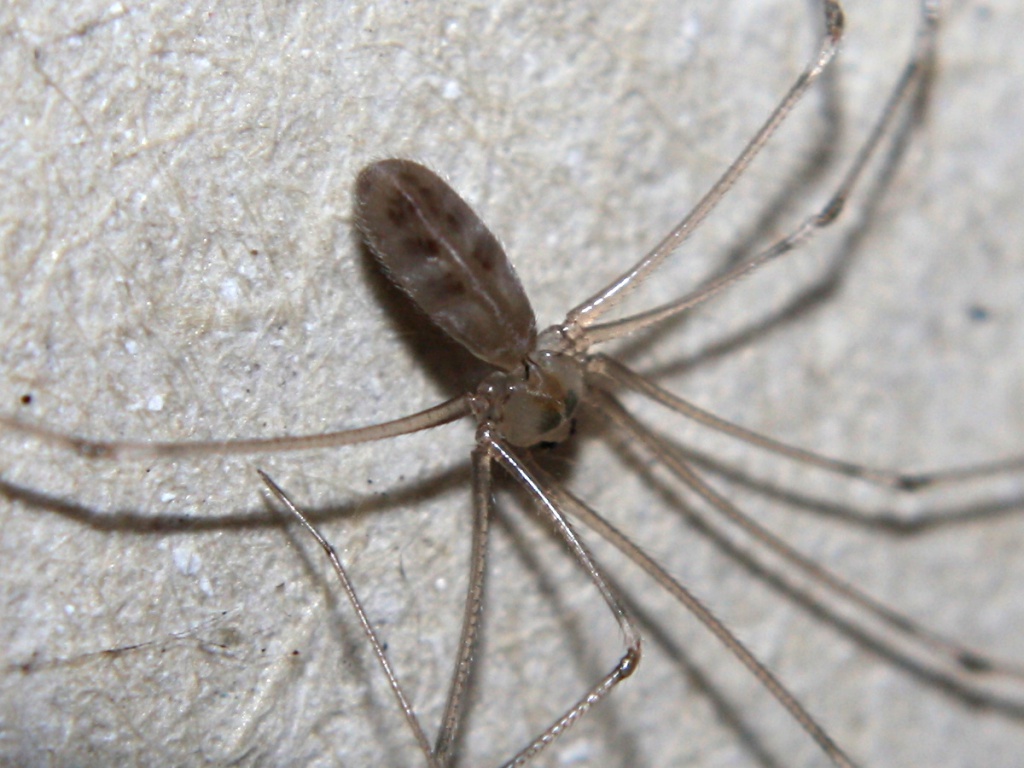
[1, 1, 1022, 766]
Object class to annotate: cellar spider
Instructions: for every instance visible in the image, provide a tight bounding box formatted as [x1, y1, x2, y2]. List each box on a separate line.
[2, 0, 1024, 765]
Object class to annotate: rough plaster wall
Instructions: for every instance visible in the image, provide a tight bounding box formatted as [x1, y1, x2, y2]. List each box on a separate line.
[0, 1, 1022, 766]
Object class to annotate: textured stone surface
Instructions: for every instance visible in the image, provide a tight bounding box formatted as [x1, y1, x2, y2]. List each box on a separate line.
[1, 1, 1022, 766]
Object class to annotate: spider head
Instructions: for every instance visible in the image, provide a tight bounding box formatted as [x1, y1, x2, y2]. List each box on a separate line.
[475, 351, 585, 448]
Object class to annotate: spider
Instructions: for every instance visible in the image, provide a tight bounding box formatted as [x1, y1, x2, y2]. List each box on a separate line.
[1, 1, 1022, 766]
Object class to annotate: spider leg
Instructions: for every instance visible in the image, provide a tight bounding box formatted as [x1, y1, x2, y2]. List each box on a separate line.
[576, 2, 938, 347]
[484, 431, 641, 767]
[586, 385, 1024, 705]
[566, 0, 848, 330]
[590, 354, 1024, 493]
[257, 469, 443, 768]
[432, 444, 493, 767]
[522, 450, 858, 768]
[0, 396, 470, 460]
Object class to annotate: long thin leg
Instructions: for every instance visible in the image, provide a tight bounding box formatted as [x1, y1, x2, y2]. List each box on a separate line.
[574, 1, 938, 346]
[519, 454, 858, 768]
[433, 444, 493, 767]
[590, 354, 1024, 490]
[565, 1, 846, 331]
[587, 387, 1024, 694]
[256, 470, 442, 768]
[0, 395, 469, 460]
[484, 431, 641, 768]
